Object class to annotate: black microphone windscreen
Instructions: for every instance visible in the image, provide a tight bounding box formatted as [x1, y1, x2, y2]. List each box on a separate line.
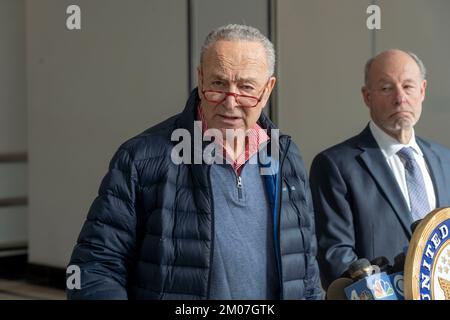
[411, 219, 422, 233]
[390, 252, 406, 274]
[348, 258, 371, 276]
[326, 278, 353, 300]
[370, 256, 392, 273]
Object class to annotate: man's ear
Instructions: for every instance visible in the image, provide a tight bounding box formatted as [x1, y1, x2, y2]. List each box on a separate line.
[361, 86, 371, 108]
[420, 79, 427, 102]
[266, 76, 276, 95]
[261, 76, 277, 107]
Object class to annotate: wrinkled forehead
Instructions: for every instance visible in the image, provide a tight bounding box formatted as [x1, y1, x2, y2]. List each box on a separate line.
[370, 52, 422, 82]
[202, 40, 269, 77]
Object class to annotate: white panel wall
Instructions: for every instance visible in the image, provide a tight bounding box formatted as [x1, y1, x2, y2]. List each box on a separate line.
[26, 0, 188, 267]
[276, 0, 372, 168]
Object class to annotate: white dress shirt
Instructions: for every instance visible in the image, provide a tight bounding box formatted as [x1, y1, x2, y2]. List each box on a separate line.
[369, 121, 436, 211]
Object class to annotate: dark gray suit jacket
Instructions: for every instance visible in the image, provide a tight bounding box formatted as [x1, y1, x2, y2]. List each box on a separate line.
[310, 125, 450, 286]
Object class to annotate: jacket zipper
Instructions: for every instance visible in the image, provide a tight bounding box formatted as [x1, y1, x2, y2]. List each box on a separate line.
[236, 175, 243, 199]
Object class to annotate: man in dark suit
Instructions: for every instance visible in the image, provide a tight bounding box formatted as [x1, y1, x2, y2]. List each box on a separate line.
[310, 49, 450, 287]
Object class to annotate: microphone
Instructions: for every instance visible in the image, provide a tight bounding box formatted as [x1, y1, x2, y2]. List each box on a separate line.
[390, 253, 406, 274]
[326, 259, 376, 300]
[344, 258, 400, 300]
[326, 278, 353, 300]
[347, 258, 380, 281]
[411, 219, 422, 234]
[370, 256, 392, 274]
[387, 253, 406, 300]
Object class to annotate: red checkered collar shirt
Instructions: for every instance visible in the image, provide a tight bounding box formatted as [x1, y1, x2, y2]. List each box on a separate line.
[196, 103, 270, 176]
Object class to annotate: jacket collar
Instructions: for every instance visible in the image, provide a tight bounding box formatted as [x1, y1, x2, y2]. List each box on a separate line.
[177, 89, 201, 136]
[416, 137, 449, 207]
[356, 124, 413, 237]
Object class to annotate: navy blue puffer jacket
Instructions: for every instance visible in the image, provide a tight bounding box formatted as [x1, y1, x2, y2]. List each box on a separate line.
[67, 89, 323, 300]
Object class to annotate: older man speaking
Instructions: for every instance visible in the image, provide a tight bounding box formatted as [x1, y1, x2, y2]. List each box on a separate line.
[67, 24, 322, 300]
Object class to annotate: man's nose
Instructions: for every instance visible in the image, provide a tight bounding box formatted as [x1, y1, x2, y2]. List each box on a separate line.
[394, 88, 407, 105]
[222, 92, 239, 109]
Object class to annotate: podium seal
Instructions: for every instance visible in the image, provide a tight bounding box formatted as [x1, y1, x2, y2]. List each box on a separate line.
[404, 207, 450, 300]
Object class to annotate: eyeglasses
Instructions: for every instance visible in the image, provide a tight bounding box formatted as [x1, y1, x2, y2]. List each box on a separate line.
[201, 73, 269, 108]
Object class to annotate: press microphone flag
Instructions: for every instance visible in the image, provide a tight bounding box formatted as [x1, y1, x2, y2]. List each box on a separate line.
[389, 272, 405, 300]
[344, 271, 404, 300]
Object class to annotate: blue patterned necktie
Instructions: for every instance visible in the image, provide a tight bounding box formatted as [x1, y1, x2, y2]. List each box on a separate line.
[397, 147, 430, 221]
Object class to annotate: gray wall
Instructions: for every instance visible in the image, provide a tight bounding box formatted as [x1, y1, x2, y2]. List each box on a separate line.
[189, 0, 269, 89]
[375, 0, 450, 150]
[276, 0, 372, 168]
[275, 0, 450, 169]
[26, 0, 188, 267]
[0, 0, 26, 153]
[26, 0, 270, 268]
[0, 0, 27, 254]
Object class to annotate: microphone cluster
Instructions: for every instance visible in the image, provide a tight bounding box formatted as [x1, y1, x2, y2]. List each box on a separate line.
[326, 221, 420, 300]
[326, 254, 405, 300]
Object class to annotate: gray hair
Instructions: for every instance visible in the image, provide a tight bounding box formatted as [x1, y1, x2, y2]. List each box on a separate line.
[364, 50, 427, 86]
[200, 24, 275, 76]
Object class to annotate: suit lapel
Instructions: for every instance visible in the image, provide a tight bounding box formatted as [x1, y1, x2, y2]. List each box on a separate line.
[417, 138, 449, 207]
[357, 126, 413, 237]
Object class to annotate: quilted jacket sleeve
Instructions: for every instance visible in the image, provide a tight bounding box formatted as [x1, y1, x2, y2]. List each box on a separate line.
[287, 142, 324, 300]
[304, 175, 325, 300]
[67, 148, 139, 299]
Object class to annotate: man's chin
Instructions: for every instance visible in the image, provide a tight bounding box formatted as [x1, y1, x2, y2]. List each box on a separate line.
[396, 118, 415, 129]
[384, 118, 415, 133]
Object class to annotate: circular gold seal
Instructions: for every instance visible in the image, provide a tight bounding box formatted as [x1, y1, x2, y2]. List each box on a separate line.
[404, 207, 450, 300]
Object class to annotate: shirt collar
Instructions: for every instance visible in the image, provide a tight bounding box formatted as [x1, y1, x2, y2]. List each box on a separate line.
[369, 120, 423, 158]
[196, 104, 270, 173]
